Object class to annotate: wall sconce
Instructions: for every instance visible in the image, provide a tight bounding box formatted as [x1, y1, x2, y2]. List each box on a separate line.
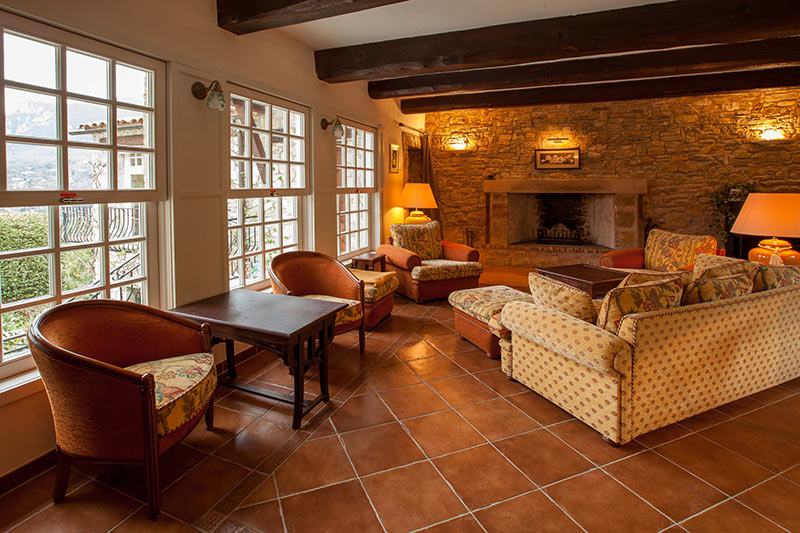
[547, 137, 570, 144]
[445, 134, 473, 151]
[321, 117, 345, 139]
[752, 127, 791, 145]
[191, 80, 225, 111]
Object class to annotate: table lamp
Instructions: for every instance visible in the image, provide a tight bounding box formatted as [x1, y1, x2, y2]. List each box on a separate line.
[730, 193, 800, 266]
[398, 183, 438, 224]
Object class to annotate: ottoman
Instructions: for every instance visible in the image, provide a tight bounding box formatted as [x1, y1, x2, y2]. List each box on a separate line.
[350, 269, 400, 329]
[448, 285, 535, 359]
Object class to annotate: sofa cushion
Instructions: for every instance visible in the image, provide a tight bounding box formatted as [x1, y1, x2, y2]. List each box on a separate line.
[528, 273, 597, 323]
[363, 276, 400, 303]
[753, 265, 800, 292]
[302, 294, 363, 326]
[349, 268, 396, 287]
[618, 270, 693, 289]
[643, 229, 717, 271]
[125, 353, 216, 437]
[692, 253, 759, 280]
[448, 285, 534, 324]
[390, 221, 442, 260]
[411, 259, 483, 281]
[682, 272, 754, 305]
[596, 278, 684, 333]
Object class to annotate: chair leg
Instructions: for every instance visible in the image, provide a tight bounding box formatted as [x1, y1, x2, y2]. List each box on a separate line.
[204, 401, 215, 430]
[358, 318, 366, 355]
[53, 448, 71, 503]
[145, 452, 161, 519]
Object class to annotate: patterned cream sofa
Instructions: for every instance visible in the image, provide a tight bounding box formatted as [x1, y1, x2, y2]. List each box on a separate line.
[498, 268, 800, 445]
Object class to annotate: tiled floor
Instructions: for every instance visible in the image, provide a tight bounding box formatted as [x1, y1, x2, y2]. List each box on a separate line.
[3, 295, 800, 532]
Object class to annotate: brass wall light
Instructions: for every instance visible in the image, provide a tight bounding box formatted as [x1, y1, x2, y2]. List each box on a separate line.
[321, 117, 345, 139]
[191, 80, 225, 111]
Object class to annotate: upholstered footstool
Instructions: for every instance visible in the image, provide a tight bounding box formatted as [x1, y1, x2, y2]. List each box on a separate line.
[448, 285, 535, 359]
[350, 269, 400, 329]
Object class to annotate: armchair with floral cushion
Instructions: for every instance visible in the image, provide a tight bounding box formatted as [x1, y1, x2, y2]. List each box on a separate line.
[377, 221, 483, 303]
[599, 228, 718, 271]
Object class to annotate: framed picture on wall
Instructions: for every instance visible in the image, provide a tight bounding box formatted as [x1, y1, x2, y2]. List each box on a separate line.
[534, 148, 581, 170]
[389, 143, 399, 173]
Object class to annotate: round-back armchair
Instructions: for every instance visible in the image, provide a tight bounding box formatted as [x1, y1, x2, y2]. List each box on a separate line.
[28, 300, 217, 519]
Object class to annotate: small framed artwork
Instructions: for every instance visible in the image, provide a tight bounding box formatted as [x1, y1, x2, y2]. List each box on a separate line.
[534, 148, 581, 170]
[389, 143, 399, 173]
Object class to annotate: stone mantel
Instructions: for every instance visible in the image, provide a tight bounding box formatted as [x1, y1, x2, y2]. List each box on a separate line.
[483, 179, 647, 195]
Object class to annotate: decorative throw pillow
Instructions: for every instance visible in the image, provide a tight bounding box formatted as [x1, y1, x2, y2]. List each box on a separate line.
[682, 272, 753, 305]
[618, 270, 693, 290]
[528, 273, 597, 323]
[643, 228, 717, 271]
[389, 221, 442, 260]
[692, 253, 759, 281]
[752, 265, 800, 292]
[596, 278, 684, 333]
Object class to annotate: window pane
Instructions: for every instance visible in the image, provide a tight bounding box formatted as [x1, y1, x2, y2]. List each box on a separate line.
[60, 204, 100, 245]
[244, 225, 261, 253]
[0, 207, 50, 253]
[253, 162, 268, 189]
[289, 112, 304, 136]
[0, 253, 52, 304]
[66, 49, 109, 99]
[4, 32, 57, 89]
[231, 159, 248, 189]
[229, 259, 242, 288]
[6, 142, 59, 190]
[290, 165, 304, 188]
[264, 223, 279, 250]
[108, 203, 143, 241]
[271, 107, 287, 133]
[65, 291, 103, 302]
[365, 131, 374, 150]
[68, 147, 110, 189]
[245, 255, 262, 283]
[116, 63, 152, 107]
[116, 107, 152, 148]
[282, 221, 297, 246]
[61, 246, 102, 293]
[264, 198, 279, 221]
[281, 197, 297, 219]
[271, 135, 286, 160]
[67, 99, 110, 144]
[252, 132, 269, 159]
[227, 199, 241, 227]
[117, 151, 152, 189]
[109, 241, 143, 282]
[289, 137, 304, 163]
[5, 88, 58, 140]
[231, 128, 248, 157]
[109, 280, 144, 303]
[272, 163, 287, 188]
[228, 228, 241, 258]
[243, 198, 261, 224]
[251, 101, 267, 130]
[230, 95, 248, 126]
[2, 303, 51, 359]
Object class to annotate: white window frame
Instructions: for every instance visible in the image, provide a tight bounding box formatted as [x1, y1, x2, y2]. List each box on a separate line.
[0, 12, 164, 380]
[335, 119, 377, 261]
[222, 84, 311, 291]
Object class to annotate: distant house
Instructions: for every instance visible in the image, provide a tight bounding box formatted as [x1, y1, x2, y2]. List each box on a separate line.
[69, 118, 146, 188]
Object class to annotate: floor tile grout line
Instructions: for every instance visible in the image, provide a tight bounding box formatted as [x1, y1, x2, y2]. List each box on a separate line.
[5, 476, 94, 532]
[273, 474, 288, 533]
[105, 503, 145, 532]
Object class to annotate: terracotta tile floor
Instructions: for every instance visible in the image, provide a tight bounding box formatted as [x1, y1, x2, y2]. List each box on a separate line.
[3, 294, 800, 532]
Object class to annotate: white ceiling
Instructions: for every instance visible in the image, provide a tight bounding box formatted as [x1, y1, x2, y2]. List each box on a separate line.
[275, 0, 669, 50]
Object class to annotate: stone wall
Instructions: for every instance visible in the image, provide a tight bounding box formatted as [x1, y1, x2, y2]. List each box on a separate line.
[424, 88, 800, 266]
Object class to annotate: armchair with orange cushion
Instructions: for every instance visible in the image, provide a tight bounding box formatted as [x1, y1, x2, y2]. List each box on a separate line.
[268, 251, 366, 353]
[599, 228, 718, 271]
[377, 221, 483, 303]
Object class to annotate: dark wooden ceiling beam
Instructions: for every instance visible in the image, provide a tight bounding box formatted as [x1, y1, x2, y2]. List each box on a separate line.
[218, 0, 411, 35]
[369, 37, 800, 99]
[399, 66, 800, 114]
[316, 0, 800, 83]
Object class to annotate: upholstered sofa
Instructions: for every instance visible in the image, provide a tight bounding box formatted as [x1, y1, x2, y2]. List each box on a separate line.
[497, 259, 800, 445]
[599, 228, 717, 270]
[377, 221, 483, 303]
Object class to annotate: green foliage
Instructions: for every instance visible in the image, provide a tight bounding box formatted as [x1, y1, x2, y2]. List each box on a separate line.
[0, 211, 50, 305]
[710, 181, 760, 243]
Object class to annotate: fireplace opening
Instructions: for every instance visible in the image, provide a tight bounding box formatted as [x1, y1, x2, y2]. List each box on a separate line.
[536, 194, 586, 245]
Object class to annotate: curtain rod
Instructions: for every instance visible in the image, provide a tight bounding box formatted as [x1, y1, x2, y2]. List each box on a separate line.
[398, 122, 426, 135]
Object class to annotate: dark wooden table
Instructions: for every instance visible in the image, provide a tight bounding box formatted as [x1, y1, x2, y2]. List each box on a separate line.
[535, 264, 628, 298]
[351, 252, 386, 272]
[170, 290, 346, 429]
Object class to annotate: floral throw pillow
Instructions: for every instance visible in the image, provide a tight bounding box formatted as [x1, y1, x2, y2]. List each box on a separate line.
[528, 273, 597, 323]
[389, 221, 442, 260]
[643, 229, 717, 271]
[692, 253, 759, 281]
[596, 278, 684, 333]
[618, 270, 693, 290]
[682, 272, 753, 305]
[753, 265, 800, 292]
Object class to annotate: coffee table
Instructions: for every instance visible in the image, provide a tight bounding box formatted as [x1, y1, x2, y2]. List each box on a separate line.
[535, 264, 628, 298]
[170, 290, 346, 429]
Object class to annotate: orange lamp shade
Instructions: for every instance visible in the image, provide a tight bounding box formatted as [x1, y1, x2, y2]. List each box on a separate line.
[398, 183, 438, 209]
[730, 193, 800, 266]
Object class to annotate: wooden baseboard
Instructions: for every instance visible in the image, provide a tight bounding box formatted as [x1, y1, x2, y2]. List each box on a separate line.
[0, 449, 56, 496]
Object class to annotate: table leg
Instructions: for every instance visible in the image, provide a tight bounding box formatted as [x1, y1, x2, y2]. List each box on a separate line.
[319, 326, 330, 401]
[291, 342, 304, 430]
[225, 339, 237, 379]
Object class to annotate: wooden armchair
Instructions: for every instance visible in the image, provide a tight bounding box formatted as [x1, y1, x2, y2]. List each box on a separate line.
[28, 300, 217, 519]
[268, 251, 366, 353]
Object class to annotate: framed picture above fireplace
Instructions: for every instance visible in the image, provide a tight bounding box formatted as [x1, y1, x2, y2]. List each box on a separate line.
[535, 148, 581, 170]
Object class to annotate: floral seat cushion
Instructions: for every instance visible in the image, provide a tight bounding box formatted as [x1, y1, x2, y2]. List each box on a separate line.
[643, 229, 717, 271]
[125, 353, 216, 437]
[411, 259, 484, 281]
[302, 294, 363, 326]
[390, 221, 443, 260]
[364, 276, 400, 303]
[448, 285, 534, 323]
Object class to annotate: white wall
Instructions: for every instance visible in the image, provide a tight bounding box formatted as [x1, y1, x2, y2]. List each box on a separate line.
[0, 0, 423, 477]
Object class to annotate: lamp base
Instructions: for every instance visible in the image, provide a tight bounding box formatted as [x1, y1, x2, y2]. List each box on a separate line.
[404, 210, 431, 224]
[748, 238, 800, 266]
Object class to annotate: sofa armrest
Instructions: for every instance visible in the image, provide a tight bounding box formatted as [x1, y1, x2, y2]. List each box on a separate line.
[598, 248, 645, 269]
[441, 241, 480, 262]
[500, 301, 631, 375]
[377, 244, 422, 270]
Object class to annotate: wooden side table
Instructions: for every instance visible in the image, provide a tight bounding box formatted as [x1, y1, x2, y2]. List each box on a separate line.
[351, 252, 386, 272]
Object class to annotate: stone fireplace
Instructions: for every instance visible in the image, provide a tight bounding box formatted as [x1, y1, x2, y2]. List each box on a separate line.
[484, 178, 646, 266]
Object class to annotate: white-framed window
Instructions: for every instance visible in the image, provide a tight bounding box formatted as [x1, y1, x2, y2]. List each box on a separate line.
[0, 12, 165, 380]
[335, 122, 377, 259]
[225, 85, 309, 290]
